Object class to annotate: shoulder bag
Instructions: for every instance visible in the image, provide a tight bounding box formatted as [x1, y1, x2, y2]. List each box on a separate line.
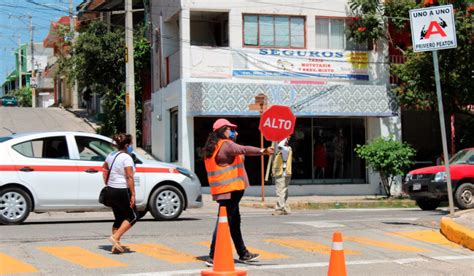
[99, 152, 121, 206]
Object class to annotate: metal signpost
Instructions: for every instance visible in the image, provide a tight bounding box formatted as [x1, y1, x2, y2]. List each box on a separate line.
[409, 4, 457, 216]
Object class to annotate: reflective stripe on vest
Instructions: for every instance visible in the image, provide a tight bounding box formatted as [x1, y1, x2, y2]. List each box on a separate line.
[207, 163, 244, 177]
[204, 139, 246, 195]
[209, 176, 246, 187]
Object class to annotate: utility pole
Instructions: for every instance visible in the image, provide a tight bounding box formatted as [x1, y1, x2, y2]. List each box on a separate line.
[70, 0, 78, 109]
[29, 15, 36, 108]
[17, 35, 22, 89]
[125, 0, 136, 146]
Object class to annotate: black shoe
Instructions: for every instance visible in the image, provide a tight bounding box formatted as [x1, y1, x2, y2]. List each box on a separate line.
[239, 252, 260, 263]
[205, 256, 213, 267]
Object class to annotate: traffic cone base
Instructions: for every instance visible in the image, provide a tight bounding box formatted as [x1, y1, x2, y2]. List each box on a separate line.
[327, 231, 347, 276]
[201, 206, 248, 276]
[201, 268, 247, 276]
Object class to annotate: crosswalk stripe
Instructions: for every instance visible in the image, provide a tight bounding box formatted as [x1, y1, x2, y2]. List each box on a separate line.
[126, 244, 199, 264]
[0, 252, 38, 274]
[197, 241, 289, 260]
[38, 246, 127, 268]
[346, 236, 429, 252]
[387, 230, 460, 248]
[265, 239, 361, 255]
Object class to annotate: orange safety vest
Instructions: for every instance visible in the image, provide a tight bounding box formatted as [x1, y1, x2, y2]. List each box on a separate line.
[204, 139, 246, 195]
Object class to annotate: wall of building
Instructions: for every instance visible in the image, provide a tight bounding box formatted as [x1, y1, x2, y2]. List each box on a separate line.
[150, 0, 401, 195]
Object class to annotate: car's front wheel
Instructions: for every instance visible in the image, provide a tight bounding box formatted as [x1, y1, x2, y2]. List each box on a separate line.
[455, 183, 474, 210]
[416, 198, 440, 211]
[149, 185, 184, 220]
[0, 187, 32, 225]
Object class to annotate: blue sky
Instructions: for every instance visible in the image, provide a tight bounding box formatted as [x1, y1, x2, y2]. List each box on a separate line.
[0, 0, 83, 83]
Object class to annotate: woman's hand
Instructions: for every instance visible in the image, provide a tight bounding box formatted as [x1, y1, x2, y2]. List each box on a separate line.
[130, 194, 136, 208]
[262, 147, 274, 155]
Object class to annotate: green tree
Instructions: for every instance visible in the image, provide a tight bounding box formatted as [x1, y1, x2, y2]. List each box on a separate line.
[347, 0, 417, 44]
[347, 0, 473, 113]
[355, 137, 416, 197]
[347, 0, 474, 149]
[391, 4, 473, 115]
[57, 21, 150, 145]
[11, 87, 32, 107]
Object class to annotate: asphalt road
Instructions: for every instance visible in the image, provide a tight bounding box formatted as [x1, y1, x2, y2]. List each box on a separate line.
[0, 107, 95, 136]
[1, 207, 473, 275]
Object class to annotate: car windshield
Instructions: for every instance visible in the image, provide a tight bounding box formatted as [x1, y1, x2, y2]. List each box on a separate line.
[0, 136, 13, 143]
[450, 149, 474, 164]
[2, 96, 15, 100]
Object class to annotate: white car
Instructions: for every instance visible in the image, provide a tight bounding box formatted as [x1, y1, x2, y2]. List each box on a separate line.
[0, 132, 203, 225]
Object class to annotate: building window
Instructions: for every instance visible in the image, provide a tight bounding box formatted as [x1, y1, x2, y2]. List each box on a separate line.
[170, 108, 178, 162]
[243, 15, 305, 48]
[190, 12, 229, 47]
[315, 17, 367, 50]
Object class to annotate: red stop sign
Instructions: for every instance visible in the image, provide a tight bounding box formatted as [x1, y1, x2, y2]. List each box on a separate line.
[259, 105, 296, 142]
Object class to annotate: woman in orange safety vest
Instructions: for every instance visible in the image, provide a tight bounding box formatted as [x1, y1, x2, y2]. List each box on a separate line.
[202, 118, 273, 266]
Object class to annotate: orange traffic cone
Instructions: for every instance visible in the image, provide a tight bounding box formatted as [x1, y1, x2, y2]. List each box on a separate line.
[201, 206, 247, 276]
[327, 231, 347, 276]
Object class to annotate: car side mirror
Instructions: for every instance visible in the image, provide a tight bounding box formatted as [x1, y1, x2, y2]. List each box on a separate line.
[130, 153, 142, 165]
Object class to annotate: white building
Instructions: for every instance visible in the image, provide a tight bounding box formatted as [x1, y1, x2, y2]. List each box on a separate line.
[150, 0, 401, 195]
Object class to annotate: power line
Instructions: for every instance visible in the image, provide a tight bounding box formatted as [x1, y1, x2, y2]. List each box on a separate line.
[26, 0, 68, 13]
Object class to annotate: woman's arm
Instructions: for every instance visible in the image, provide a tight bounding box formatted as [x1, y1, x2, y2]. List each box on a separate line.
[224, 141, 273, 156]
[102, 162, 109, 184]
[124, 166, 136, 207]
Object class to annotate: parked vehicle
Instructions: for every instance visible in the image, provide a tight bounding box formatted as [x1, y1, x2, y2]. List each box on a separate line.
[0, 132, 203, 225]
[1, 96, 18, 106]
[404, 148, 474, 210]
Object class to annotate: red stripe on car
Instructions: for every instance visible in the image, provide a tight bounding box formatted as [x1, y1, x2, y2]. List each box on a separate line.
[0, 165, 178, 173]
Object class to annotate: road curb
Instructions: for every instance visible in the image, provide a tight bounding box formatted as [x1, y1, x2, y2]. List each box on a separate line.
[440, 216, 474, 251]
[240, 200, 417, 210]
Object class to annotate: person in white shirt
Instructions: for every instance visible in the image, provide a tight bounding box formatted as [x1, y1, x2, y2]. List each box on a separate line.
[272, 136, 292, 215]
[102, 133, 137, 253]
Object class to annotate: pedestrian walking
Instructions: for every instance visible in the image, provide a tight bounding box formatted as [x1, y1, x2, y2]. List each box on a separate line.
[102, 133, 138, 253]
[272, 136, 292, 215]
[202, 118, 274, 266]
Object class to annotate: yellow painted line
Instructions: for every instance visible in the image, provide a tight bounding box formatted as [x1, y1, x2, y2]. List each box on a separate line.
[127, 243, 199, 264]
[0, 252, 38, 274]
[38, 246, 127, 269]
[346, 236, 429, 252]
[265, 239, 361, 255]
[197, 241, 289, 260]
[388, 230, 460, 248]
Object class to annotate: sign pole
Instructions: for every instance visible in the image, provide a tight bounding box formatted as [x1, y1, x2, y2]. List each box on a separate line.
[259, 104, 266, 203]
[265, 141, 277, 182]
[409, 4, 457, 216]
[432, 50, 455, 217]
[260, 130, 265, 203]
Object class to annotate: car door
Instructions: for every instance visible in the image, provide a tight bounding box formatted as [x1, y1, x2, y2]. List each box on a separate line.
[74, 135, 145, 206]
[11, 135, 79, 207]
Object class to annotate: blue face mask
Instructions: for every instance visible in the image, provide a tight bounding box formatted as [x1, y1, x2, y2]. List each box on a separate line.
[229, 129, 237, 140]
[127, 145, 133, 154]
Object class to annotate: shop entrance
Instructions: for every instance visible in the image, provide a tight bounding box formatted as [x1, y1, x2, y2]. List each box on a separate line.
[194, 117, 366, 186]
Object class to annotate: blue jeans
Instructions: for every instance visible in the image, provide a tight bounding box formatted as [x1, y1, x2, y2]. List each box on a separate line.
[209, 190, 247, 258]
